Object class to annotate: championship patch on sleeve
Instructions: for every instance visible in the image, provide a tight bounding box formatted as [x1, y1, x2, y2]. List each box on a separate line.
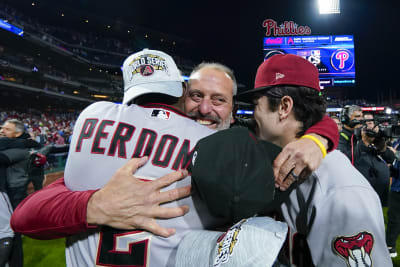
[151, 109, 170, 120]
[332, 231, 374, 266]
[213, 219, 247, 267]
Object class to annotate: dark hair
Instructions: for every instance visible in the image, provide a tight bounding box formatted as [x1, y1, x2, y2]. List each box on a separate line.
[131, 93, 180, 105]
[265, 85, 326, 137]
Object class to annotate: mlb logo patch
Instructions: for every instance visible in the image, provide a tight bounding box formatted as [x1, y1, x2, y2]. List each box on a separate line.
[151, 109, 171, 120]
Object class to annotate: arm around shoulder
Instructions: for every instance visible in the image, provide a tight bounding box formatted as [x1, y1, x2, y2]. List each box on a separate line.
[305, 115, 339, 152]
[11, 178, 97, 240]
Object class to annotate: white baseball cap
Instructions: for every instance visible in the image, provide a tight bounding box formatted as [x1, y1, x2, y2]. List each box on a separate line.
[175, 217, 288, 267]
[122, 49, 184, 104]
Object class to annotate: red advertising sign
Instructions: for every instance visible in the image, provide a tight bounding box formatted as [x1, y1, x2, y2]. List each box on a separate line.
[262, 19, 311, 36]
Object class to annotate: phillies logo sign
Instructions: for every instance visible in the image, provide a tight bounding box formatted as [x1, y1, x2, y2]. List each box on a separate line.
[262, 19, 311, 36]
[331, 49, 354, 71]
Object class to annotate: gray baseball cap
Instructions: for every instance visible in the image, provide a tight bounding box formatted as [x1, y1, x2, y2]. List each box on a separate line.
[175, 216, 288, 267]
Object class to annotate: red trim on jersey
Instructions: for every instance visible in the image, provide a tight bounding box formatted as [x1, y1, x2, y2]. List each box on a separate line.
[151, 134, 179, 168]
[76, 118, 99, 152]
[131, 128, 157, 158]
[171, 139, 194, 171]
[107, 121, 136, 159]
[91, 120, 115, 155]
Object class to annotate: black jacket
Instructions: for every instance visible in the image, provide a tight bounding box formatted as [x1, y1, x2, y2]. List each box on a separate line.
[337, 127, 354, 161]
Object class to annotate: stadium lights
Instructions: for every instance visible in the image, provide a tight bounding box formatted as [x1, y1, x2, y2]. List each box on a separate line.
[93, 94, 109, 99]
[318, 0, 340, 14]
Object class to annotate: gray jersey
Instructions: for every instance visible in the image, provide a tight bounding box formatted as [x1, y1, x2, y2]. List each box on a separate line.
[0, 192, 13, 239]
[64, 101, 216, 267]
[281, 150, 392, 266]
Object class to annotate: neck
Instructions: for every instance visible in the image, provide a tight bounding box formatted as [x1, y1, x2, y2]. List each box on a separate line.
[273, 120, 303, 148]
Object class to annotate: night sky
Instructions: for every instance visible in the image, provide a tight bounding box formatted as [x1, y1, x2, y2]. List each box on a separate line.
[7, 0, 400, 102]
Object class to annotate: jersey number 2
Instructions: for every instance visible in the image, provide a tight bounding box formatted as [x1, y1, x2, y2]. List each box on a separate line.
[96, 226, 151, 267]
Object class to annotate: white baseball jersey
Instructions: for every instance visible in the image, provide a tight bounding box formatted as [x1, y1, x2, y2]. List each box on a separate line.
[64, 101, 218, 267]
[281, 150, 392, 267]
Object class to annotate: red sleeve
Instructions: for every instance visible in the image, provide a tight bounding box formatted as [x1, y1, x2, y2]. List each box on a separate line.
[10, 178, 98, 240]
[305, 115, 339, 152]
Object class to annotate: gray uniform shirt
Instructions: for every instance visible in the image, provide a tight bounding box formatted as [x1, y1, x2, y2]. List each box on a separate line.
[0, 192, 13, 239]
[281, 150, 392, 266]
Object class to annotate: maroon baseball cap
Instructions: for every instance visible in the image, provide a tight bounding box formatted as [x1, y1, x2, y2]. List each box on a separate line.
[237, 54, 320, 102]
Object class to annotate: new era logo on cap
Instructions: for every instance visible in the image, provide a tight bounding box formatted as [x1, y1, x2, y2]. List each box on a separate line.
[276, 72, 285, 80]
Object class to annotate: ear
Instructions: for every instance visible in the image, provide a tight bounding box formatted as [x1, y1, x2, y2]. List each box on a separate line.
[182, 82, 189, 96]
[278, 96, 294, 120]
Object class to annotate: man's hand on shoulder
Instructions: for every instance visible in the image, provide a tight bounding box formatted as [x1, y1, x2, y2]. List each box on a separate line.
[273, 133, 328, 190]
[86, 157, 191, 238]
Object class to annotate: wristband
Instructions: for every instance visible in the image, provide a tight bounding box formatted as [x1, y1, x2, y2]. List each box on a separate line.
[300, 134, 327, 158]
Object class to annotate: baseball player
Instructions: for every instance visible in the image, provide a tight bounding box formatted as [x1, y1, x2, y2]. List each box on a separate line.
[62, 49, 227, 266]
[237, 54, 392, 266]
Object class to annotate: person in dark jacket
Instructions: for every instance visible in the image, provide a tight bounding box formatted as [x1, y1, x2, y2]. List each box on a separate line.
[0, 119, 39, 267]
[337, 105, 363, 162]
[0, 119, 40, 208]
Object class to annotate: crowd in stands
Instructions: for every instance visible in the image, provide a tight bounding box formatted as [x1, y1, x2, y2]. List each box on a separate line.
[0, 108, 78, 146]
[0, 2, 196, 73]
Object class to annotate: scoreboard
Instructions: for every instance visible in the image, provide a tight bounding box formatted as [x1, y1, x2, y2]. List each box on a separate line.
[263, 35, 355, 87]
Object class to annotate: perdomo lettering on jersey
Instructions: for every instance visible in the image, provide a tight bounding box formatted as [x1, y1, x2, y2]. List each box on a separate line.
[75, 118, 195, 171]
[64, 102, 218, 267]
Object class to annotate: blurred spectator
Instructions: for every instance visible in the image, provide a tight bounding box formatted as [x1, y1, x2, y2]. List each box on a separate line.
[55, 132, 65, 145]
[331, 115, 342, 132]
[337, 105, 363, 161]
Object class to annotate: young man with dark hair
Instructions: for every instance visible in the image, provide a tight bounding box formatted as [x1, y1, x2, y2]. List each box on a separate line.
[177, 54, 392, 266]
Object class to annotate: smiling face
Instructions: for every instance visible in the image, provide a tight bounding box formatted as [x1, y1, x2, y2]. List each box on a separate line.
[184, 67, 234, 130]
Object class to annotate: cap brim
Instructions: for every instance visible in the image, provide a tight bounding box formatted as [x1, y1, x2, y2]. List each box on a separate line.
[235, 86, 271, 103]
[175, 217, 288, 267]
[123, 81, 183, 104]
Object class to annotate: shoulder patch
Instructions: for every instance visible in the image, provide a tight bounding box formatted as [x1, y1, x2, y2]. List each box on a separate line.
[332, 231, 374, 266]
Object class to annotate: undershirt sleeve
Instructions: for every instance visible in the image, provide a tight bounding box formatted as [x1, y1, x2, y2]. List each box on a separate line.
[305, 115, 339, 152]
[10, 177, 97, 240]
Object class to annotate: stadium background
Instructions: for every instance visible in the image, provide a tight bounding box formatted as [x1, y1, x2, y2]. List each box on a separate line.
[1, 0, 400, 266]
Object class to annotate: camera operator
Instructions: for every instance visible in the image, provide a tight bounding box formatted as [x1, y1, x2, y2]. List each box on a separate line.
[353, 113, 391, 206]
[338, 105, 363, 161]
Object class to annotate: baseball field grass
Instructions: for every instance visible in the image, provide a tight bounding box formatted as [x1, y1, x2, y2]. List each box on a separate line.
[22, 207, 400, 266]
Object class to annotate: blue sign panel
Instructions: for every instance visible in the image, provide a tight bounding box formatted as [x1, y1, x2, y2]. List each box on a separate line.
[0, 19, 24, 36]
[263, 35, 355, 87]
